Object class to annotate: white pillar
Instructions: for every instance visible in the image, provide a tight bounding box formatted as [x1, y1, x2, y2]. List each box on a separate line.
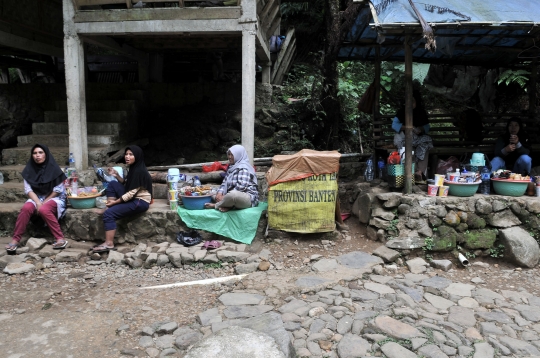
[262, 61, 272, 84]
[241, 28, 256, 164]
[63, 0, 88, 170]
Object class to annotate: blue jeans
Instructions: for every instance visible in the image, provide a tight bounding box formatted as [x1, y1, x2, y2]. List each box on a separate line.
[490, 155, 532, 174]
[103, 181, 149, 231]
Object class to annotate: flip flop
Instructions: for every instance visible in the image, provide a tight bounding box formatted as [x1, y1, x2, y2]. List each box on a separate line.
[52, 240, 69, 250]
[92, 244, 117, 253]
[5, 243, 18, 252]
[203, 240, 222, 250]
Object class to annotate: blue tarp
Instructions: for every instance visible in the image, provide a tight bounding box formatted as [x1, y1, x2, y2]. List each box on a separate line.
[339, 0, 540, 66]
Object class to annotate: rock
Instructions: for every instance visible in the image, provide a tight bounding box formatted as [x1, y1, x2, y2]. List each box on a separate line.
[157, 322, 178, 335]
[366, 226, 378, 241]
[417, 344, 447, 358]
[380, 342, 417, 358]
[175, 327, 203, 350]
[144, 253, 158, 268]
[497, 336, 540, 356]
[372, 208, 395, 221]
[386, 237, 425, 249]
[406, 257, 428, 274]
[432, 225, 459, 251]
[184, 326, 285, 358]
[486, 209, 521, 228]
[25, 238, 47, 252]
[168, 252, 183, 267]
[492, 200, 507, 212]
[38, 245, 56, 258]
[295, 276, 331, 288]
[235, 262, 259, 274]
[336, 251, 383, 269]
[424, 292, 455, 310]
[55, 250, 83, 262]
[356, 193, 381, 224]
[466, 213, 486, 229]
[126, 258, 143, 268]
[219, 293, 265, 306]
[3, 263, 35, 275]
[155, 335, 175, 349]
[106, 250, 125, 265]
[397, 203, 411, 215]
[216, 250, 250, 262]
[372, 246, 400, 263]
[476, 199, 492, 214]
[337, 333, 371, 358]
[139, 336, 154, 348]
[312, 259, 339, 272]
[120, 349, 145, 356]
[0, 255, 24, 269]
[443, 211, 460, 226]
[463, 229, 497, 249]
[259, 261, 271, 271]
[371, 316, 425, 339]
[499, 227, 540, 268]
[445, 283, 474, 297]
[448, 306, 477, 327]
[430, 259, 452, 271]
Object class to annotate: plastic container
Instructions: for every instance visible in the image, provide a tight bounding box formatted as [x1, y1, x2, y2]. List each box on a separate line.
[491, 179, 528, 197]
[68, 195, 99, 209]
[71, 175, 78, 196]
[170, 200, 178, 211]
[438, 186, 449, 197]
[167, 168, 180, 182]
[0, 171, 3, 185]
[96, 196, 107, 209]
[434, 174, 445, 186]
[445, 180, 481, 197]
[193, 176, 202, 187]
[480, 166, 491, 194]
[364, 157, 374, 182]
[181, 195, 212, 210]
[427, 184, 438, 196]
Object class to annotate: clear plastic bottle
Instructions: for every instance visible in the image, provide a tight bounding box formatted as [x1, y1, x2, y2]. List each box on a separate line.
[68, 152, 75, 168]
[0, 171, 4, 185]
[364, 157, 374, 182]
[71, 171, 78, 196]
[480, 166, 491, 194]
[193, 175, 202, 187]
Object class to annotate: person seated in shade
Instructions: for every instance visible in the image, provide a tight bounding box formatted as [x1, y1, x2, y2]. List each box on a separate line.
[6, 144, 68, 252]
[93, 146, 153, 252]
[491, 117, 532, 175]
[391, 90, 433, 182]
[204, 145, 259, 212]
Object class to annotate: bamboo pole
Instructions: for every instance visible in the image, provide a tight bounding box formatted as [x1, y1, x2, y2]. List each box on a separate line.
[404, 36, 414, 194]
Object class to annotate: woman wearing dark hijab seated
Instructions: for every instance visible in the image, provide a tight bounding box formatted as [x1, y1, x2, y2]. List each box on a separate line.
[6, 144, 68, 252]
[204, 144, 259, 212]
[491, 117, 532, 175]
[93, 146, 153, 252]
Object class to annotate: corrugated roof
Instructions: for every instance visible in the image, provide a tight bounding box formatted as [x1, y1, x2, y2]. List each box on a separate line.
[338, 0, 540, 66]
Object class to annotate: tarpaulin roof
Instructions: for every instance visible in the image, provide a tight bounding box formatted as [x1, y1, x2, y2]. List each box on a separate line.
[338, 0, 540, 67]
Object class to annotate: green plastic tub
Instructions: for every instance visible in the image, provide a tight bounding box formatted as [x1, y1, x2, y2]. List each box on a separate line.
[491, 179, 528, 197]
[445, 181, 481, 197]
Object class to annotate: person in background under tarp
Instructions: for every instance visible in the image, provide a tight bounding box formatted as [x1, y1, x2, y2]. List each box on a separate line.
[6, 144, 68, 252]
[491, 117, 532, 175]
[392, 90, 433, 182]
[205, 145, 259, 212]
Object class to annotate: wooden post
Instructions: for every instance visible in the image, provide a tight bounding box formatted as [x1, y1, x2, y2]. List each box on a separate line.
[373, 48, 381, 118]
[404, 36, 414, 194]
[529, 60, 537, 115]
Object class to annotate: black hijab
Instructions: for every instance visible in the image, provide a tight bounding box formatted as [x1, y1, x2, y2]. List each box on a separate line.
[395, 90, 429, 128]
[124, 145, 153, 196]
[21, 144, 66, 196]
[502, 117, 529, 147]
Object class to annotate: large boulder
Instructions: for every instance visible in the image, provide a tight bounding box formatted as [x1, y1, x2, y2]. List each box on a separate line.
[499, 227, 540, 268]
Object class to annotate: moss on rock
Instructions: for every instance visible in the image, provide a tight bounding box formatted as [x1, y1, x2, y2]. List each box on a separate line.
[433, 225, 459, 251]
[463, 229, 497, 250]
[466, 213, 486, 229]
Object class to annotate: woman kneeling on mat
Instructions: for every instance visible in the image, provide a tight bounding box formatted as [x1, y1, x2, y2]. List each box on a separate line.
[93, 145, 152, 252]
[205, 145, 259, 212]
[6, 144, 68, 252]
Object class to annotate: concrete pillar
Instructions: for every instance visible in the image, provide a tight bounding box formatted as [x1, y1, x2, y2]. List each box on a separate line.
[262, 61, 272, 84]
[241, 28, 256, 164]
[63, 0, 88, 171]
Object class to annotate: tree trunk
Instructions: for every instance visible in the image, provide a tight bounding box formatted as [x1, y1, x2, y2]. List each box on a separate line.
[318, 0, 363, 149]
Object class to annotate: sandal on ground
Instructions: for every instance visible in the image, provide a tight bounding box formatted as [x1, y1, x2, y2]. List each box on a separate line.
[52, 240, 69, 250]
[92, 244, 117, 253]
[203, 240, 222, 250]
[5, 243, 18, 252]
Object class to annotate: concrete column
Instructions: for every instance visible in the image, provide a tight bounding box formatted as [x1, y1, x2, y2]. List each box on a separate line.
[242, 27, 256, 164]
[261, 61, 272, 84]
[63, 0, 88, 171]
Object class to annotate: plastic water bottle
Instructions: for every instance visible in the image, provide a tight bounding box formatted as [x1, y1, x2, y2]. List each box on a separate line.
[0, 171, 4, 185]
[480, 166, 490, 194]
[365, 157, 374, 182]
[193, 176, 202, 187]
[377, 156, 385, 179]
[71, 171, 78, 196]
[68, 152, 75, 168]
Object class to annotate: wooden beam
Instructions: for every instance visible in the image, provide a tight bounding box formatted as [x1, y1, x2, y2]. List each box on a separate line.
[74, 7, 241, 22]
[264, 4, 280, 36]
[404, 35, 413, 194]
[273, 37, 295, 84]
[271, 27, 294, 81]
[259, 0, 276, 28]
[255, 24, 271, 62]
[0, 31, 64, 58]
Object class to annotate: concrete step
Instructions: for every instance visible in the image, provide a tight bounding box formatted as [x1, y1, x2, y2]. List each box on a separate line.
[32, 122, 121, 136]
[17, 134, 119, 148]
[0, 165, 25, 183]
[0, 181, 26, 203]
[2, 146, 111, 166]
[44, 111, 137, 123]
[55, 99, 142, 112]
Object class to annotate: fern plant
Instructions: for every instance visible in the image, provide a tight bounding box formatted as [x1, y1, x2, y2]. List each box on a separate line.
[497, 69, 530, 89]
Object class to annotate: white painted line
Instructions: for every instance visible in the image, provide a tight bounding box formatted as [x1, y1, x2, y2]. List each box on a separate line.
[139, 274, 248, 289]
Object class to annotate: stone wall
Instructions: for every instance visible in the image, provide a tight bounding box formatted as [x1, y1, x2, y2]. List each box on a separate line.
[352, 189, 540, 268]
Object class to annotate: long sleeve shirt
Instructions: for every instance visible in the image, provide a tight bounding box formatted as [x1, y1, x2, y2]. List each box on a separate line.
[121, 188, 152, 204]
[218, 168, 259, 207]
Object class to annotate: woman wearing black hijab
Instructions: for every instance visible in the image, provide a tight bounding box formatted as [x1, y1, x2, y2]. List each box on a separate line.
[6, 144, 68, 252]
[93, 146, 153, 252]
[491, 117, 532, 174]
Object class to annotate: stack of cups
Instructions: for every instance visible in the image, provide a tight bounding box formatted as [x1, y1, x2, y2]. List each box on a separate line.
[167, 168, 180, 210]
[427, 174, 449, 197]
